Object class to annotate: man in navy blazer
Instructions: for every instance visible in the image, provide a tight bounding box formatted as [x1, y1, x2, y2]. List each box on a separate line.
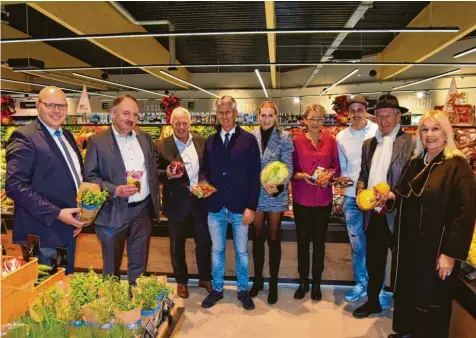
[6, 86, 85, 273]
[200, 96, 261, 310]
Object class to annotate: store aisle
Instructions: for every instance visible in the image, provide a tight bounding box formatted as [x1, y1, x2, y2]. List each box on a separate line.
[170, 283, 393, 338]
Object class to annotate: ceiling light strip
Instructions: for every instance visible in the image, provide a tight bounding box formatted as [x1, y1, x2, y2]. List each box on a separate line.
[1, 27, 460, 44]
[392, 69, 461, 90]
[15, 61, 476, 73]
[159, 71, 220, 98]
[72, 73, 167, 97]
[320, 68, 359, 96]
[0, 78, 116, 98]
[254, 69, 269, 98]
[453, 46, 476, 59]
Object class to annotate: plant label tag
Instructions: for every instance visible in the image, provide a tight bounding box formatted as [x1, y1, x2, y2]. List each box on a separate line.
[164, 297, 175, 309]
[142, 319, 158, 338]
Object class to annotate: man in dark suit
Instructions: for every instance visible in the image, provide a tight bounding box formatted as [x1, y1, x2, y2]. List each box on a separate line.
[84, 94, 160, 285]
[6, 86, 85, 274]
[353, 94, 416, 319]
[155, 107, 212, 298]
[200, 96, 261, 311]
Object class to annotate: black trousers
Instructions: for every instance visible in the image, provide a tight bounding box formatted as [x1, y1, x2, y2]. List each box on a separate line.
[96, 198, 153, 285]
[365, 213, 393, 306]
[168, 211, 212, 284]
[293, 202, 332, 283]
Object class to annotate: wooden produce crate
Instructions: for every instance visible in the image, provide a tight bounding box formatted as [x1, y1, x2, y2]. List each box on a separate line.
[1, 264, 65, 325]
[1, 257, 38, 300]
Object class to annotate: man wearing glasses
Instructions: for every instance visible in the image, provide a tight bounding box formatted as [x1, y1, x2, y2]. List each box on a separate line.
[6, 86, 85, 274]
[84, 94, 160, 285]
[336, 96, 378, 303]
[154, 107, 212, 298]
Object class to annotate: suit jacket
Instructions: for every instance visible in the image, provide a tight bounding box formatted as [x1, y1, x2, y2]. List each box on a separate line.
[251, 127, 294, 211]
[154, 133, 207, 221]
[357, 129, 415, 231]
[83, 127, 160, 227]
[199, 125, 261, 214]
[6, 120, 84, 247]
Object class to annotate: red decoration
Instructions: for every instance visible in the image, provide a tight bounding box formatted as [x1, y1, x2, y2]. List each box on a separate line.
[160, 94, 181, 124]
[1, 95, 16, 125]
[331, 95, 349, 125]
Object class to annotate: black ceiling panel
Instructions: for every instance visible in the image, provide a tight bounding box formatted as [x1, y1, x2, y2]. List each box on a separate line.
[119, 1, 268, 73]
[4, 3, 144, 75]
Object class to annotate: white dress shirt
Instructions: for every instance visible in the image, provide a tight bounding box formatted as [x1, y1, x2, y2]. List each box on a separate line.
[112, 126, 150, 203]
[336, 120, 378, 197]
[220, 125, 236, 144]
[38, 118, 82, 191]
[173, 133, 200, 188]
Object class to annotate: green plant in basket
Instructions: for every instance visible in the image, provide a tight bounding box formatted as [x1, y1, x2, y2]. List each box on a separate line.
[69, 268, 104, 320]
[81, 188, 108, 206]
[132, 275, 174, 311]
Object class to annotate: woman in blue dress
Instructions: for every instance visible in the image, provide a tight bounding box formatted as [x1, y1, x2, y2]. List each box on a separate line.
[249, 101, 294, 304]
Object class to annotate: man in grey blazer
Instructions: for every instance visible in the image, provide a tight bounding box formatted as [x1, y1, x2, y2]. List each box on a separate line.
[84, 94, 160, 285]
[353, 94, 415, 319]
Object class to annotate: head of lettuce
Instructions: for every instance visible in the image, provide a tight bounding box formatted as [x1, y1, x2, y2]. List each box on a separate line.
[260, 161, 289, 186]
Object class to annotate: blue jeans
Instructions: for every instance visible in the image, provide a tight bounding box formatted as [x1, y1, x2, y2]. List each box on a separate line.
[343, 196, 368, 287]
[38, 237, 77, 275]
[208, 207, 249, 292]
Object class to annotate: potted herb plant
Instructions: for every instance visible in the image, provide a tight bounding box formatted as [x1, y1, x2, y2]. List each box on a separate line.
[68, 269, 104, 326]
[76, 183, 108, 225]
[132, 276, 173, 326]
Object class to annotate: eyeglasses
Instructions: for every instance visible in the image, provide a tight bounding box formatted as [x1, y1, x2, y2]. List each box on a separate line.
[306, 117, 324, 123]
[39, 101, 68, 111]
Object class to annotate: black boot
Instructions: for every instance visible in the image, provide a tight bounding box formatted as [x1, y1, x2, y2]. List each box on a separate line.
[311, 277, 322, 301]
[268, 279, 278, 304]
[267, 240, 281, 304]
[294, 280, 310, 299]
[249, 236, 265, 297]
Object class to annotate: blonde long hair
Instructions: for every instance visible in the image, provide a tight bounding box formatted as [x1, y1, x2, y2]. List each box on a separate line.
[412, 110, 464, 160]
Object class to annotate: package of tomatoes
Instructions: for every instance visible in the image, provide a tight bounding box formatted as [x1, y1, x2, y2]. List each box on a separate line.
[190, 181, 217, 198]
[309, 167, 336, 187]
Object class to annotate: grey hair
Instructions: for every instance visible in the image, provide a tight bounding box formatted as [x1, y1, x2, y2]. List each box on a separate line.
[170, 107, 191, 124]
[215, 95, 237, 111]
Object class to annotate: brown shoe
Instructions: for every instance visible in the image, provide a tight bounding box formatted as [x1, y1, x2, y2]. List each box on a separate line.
[198, 281, 213, 293]
[177, 283, 189, 298]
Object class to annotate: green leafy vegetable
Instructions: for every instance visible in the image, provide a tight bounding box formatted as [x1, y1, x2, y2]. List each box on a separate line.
[260, 161, 289, 185]
[132, 275, 174, 310]
[80, 189, 108, 206]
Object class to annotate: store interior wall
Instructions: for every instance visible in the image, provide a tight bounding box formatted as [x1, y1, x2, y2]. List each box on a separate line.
[12, 75, 476, 117]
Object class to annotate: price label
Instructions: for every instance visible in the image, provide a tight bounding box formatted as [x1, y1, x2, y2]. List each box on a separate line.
[164, 297, 175, 309]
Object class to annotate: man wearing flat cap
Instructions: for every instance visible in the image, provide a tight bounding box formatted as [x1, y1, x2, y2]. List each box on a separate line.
[353, 94, 415, 318]
[336, 95, 378, 303]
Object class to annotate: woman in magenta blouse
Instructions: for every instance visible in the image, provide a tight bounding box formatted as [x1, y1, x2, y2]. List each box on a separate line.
[292, 103, 341, 301]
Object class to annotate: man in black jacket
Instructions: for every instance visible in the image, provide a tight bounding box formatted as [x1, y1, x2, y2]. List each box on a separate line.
[155, 107, 212, 298]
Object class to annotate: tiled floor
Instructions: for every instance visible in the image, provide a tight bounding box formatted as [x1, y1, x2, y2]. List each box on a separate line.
[171, 282, 393, 338]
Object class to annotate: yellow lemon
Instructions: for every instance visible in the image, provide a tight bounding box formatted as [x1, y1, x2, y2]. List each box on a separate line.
[357, 189, 377, 210]
[374, 182, 391, 194]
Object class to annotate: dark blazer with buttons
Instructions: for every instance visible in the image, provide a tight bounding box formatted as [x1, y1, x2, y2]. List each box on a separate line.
[357, 129, 415, 231]
[6, 120, 83, 247]
[199, 125, 261, 214]
[154, 133, 206, 221]
[83, 127, 160, 227]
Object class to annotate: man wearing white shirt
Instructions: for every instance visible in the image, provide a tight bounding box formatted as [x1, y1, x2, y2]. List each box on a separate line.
[6, 86, 85, 274]
[84, 94, 160, 285]
[155, 107, 212, 298]
[336, 96, 378, 302]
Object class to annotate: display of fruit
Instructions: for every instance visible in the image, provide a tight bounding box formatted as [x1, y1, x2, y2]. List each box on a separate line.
[191, 181, 217, 198]
[374, 182, 391, 194]
[310, 167, 336, 187]
[169, 161, 185, 176]
[260, 161, 289, 185]
[357, 189, 377, 210]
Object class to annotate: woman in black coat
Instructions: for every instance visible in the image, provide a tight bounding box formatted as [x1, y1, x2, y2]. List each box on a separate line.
[383, 111, 476, 338]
